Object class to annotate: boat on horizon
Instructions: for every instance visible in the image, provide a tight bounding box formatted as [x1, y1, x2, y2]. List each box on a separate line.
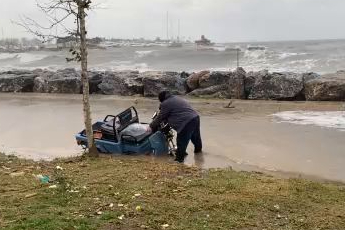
[195, 35, 215, 50]
[247, 45, 266, 51]
[168, 41, 183, 48]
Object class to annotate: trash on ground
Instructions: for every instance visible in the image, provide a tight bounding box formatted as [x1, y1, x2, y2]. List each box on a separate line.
[10, 172, 25, 177]
[161, 224, 169, 229]
[34, 174, 50, 184]
[49, 185, 58, 189]
[118, 214, 125, 220]
[56, 166, 63, 170]
[25, 193, 38, 198]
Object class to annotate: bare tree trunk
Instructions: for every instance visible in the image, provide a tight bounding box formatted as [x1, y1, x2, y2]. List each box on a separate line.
[78, 3, 98, 157]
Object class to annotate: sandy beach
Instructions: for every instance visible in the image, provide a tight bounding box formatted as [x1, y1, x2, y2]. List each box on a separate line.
[0, 93, 344, 182]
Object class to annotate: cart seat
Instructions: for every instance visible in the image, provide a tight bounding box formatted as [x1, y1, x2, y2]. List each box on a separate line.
[100, 119, 120, 134]
[120, 123, 152, 143]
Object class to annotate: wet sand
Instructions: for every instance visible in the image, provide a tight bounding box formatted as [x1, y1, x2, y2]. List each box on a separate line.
[0, 93, 345, 182]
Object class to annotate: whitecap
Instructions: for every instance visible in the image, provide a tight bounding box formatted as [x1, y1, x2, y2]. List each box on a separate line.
[135, 50, 155, 58]
[243, 49, 267, 59]
[90, 61, 150, 72]
[0, 53, 19, 60]
[272, 111, 345, 131]
[278, 52, 308, 59]
[18, 53, 48, 63]
[212, 46, 226, 52]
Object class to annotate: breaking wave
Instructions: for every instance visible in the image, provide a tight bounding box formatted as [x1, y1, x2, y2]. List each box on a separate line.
[278, 52, 308, 59]
[0, 52, 48, 63]
[135, 50, 155, 58]
[243, 49, 267, 59]
[91, 61, 150, 72]
[272, 111, 345, 131]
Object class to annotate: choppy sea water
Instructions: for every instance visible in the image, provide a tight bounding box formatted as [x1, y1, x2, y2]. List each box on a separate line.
[2, 39, 345, 73]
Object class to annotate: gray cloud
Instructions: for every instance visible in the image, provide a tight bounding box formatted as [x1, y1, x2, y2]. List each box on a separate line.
[1, 0, 345, 42]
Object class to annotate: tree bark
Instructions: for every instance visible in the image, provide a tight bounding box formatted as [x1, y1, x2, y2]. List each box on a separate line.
[78, 2, 98, 157]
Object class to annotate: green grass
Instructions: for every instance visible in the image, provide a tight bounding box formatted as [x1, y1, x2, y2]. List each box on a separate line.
[1, 153, 345, 230]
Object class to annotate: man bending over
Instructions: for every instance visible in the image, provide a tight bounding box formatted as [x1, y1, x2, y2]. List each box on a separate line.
[149, 91, 202, 163]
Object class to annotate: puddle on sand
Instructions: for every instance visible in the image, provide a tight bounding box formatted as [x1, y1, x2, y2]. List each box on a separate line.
[1, 94, 345, 183]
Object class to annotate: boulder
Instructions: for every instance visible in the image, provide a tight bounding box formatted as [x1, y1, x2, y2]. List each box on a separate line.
[248, 71, 304, 100]
[33, 68, 81, 94]
[303, 72, 319, 82]
[229, 67, 246, 99]
[98, 71, 143, 96]
[199, 71, 230, 89]
[142, 71, 186, 97]
[245, 70, 268, 98]
[305, 71, 345, 101]
[188, 84, 229, 98]
[186, 71, 210, 91]
[0, 71, 37, 92]
[180, 71, 190, 79]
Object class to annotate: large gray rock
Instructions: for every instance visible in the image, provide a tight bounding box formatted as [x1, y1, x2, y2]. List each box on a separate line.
[98, 71, 143, 96]
[229, 67, 246, 99]
[34, 68, 81, 94]
[186, 70, 210, 91]
[142, 71, 186, 97]
[0, 71, 37, 92]
[188, 84, 229, 98]
[199, 71, 230, 89]
[248, 71, 304, 100]
[305, 71, 345, 101]
[245, 70, 268, 99]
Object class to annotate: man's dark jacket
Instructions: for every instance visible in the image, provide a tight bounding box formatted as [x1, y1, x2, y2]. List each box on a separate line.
[150, 95, 198, 133]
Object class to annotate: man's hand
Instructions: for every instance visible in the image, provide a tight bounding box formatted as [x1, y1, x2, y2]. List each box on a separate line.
[146, 126, 152, 133]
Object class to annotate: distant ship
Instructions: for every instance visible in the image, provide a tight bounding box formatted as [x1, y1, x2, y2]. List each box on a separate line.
[195, 35, 215, 50]
[247, 45, 266, 51]
[168, 41, 183, 48]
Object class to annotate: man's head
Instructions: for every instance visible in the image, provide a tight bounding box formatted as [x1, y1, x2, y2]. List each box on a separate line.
[158, 90, 172, 102]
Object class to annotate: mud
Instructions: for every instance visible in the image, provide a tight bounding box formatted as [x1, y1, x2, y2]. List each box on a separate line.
[0, 93, 344, 182]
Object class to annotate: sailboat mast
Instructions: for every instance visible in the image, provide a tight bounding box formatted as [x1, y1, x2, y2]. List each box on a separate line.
[178, 19, 180, 42]
[166, 11, 169, 41]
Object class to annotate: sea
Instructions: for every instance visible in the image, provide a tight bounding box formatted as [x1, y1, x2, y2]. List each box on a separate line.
[1, 39, 345, 74]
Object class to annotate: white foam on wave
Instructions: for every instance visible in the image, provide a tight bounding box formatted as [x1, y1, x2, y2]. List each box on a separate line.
[212, 46, 226, 52]
[0, 52, 47, 63]
[135, 50, 155, 58]
[243, 49, 267, 59]
[0, 53, 18, 60]
[272, 111, 345, 131]
[278, 52, 308, 59]
[91, 60, 150, 72]
[19, 53, 48, 63]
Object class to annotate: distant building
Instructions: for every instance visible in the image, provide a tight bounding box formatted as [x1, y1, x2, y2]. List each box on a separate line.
[56, 36, 77, 49]
[87, 37, 103, 45]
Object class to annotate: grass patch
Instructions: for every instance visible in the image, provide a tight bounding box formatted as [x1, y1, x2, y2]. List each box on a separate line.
[0, 153, 345, 230]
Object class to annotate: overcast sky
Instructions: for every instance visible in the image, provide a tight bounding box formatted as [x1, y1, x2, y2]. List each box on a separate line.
[1, 0, 345, 42]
